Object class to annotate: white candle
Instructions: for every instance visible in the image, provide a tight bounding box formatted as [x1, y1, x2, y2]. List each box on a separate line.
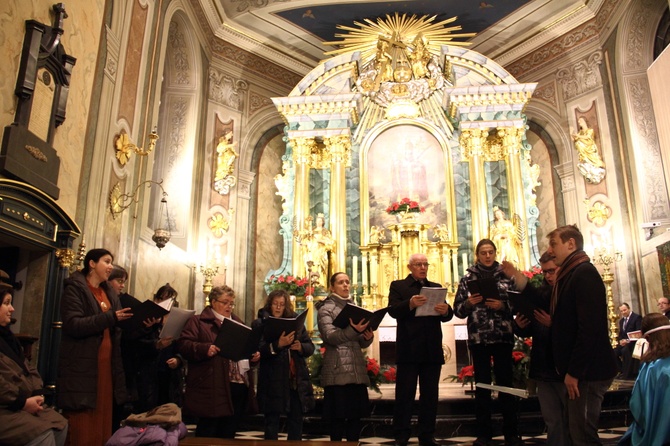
[352, 256, 358, 286]
[462, 253, 468, 276]
[370, 255, 377, 285]
[362, 255, 368, 292]
[452, 252, 459, 282]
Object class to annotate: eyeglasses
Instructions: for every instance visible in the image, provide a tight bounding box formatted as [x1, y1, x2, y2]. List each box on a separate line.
[411, 262, 430, 268]
[114, 278, 126, 284]
[272, 302, 286, 308]
[214, 300, 235, 308]
[542, 268, 557, 275]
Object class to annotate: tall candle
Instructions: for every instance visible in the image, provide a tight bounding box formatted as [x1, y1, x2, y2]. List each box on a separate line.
[370, 255, 377, 285]
[452, 252, 459, 282]
[352, 256, 358, 287]
[362, 255, 368, 293]
[462, 253, 468, 276]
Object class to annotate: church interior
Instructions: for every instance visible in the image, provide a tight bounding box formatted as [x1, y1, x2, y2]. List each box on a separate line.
[1, 0, 670, 429]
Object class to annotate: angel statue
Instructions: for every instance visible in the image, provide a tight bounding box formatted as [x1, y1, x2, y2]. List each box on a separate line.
[489, 206, 525, 267]
[215, 131, 239, 181]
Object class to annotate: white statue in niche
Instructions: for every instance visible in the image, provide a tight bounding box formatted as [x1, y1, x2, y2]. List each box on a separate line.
[572, 117, 606, 184]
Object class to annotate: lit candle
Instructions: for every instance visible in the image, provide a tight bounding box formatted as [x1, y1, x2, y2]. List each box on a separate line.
[452, 252, 459, 282]
[462, 253, 468, 276]
[352, 256, 358, 286]
[362, 255, 368, 293]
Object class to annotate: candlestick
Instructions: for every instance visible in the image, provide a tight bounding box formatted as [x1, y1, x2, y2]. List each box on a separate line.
[352, 255, 358, 289]
[362, 255, 368, 293]
[370, 255, 378, 285]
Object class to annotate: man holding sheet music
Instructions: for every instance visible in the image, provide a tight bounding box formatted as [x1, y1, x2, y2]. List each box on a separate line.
[388, 253, 453, 446]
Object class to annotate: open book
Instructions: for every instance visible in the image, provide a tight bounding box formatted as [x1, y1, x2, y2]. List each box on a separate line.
[263, 310, 309, 342]
[416, 287, 448, 317]
[466, 278, 502, 301]
[507, 291, 539, 321]
[332, 303, 389, 331]
[159, 306, 196, 339]
[215, 318, 262, 361]
[124, 298, 173, 331]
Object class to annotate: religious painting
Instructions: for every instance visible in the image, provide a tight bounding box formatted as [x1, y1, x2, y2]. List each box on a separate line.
[657, 240, 670, 298]
[367, 124, 448, 231]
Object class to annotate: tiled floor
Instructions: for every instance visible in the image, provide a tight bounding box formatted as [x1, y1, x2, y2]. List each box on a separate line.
[233, 427, 628, 445]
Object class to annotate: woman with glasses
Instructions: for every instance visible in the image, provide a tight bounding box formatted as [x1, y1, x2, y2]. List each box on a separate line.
[453, 239, 522, 446]
[252, 289, 315, 440]
[316, 272, 374, 442]
[619, 313, 670, 446]
[177, 286, 260, 438]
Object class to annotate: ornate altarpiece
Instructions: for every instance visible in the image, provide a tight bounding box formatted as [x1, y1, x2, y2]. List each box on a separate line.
[270, 15, 540, 311]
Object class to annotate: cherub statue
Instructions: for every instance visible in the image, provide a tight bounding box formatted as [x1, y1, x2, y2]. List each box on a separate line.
[489, 206, 525, 267]
[369, 225, 386, 244]
[433, 224, 451, 242]
[373, 39, 394, 90]
[215, 131, 239, 181]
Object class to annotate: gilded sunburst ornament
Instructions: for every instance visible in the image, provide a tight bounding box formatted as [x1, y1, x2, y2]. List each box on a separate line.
[208, 209, 236, 238]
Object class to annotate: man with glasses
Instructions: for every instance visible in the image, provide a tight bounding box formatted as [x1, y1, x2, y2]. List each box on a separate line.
[658, 297, 670, 319]
[388, 253, 453, 446]
[503, 252, 567, 446]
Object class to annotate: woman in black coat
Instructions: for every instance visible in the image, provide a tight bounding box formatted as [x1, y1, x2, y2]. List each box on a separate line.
[252, 289, 315, 440]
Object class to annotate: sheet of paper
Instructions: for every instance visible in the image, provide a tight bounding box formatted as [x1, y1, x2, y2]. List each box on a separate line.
[416, 287, 448, 317]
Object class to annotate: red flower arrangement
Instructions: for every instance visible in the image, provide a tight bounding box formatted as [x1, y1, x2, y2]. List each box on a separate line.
[448, 364, 475, 387]
[265, 274, 310, 295]
[385, 197, 426, 215]
[522, 265, 545, 288]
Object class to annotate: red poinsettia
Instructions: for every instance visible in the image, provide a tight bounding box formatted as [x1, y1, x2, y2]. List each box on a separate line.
[512, 351, 526, 363]
[383, 366, 397, 382]
[386, 197, 426, 215]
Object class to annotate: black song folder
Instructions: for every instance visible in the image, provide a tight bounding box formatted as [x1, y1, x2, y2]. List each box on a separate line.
[332, 303, 388, 331]
[263, 310, 309, 342]
[215, 318, 262, 361]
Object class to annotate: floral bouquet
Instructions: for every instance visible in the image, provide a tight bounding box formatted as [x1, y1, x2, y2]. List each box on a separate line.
[385, 197, 426, 215]
[512, 336, 532, 389]
[447, 364, 475, 387]
[522, 265, 544, 288]
[366, 357, 383, 393]
[265, 274, 309, 296]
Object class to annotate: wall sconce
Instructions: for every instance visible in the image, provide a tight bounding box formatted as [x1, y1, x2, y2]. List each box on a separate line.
[114, 127, 159, 166]
[109, 180, 172, 249]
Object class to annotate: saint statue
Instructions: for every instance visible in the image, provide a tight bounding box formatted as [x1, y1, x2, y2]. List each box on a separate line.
[215, 131, 239, 181]
[408, 34, 431, 80]
[488, 207, 525, 267]
[572, 117, 606, 184]
[373, 39, 394, 90]
[294, 214, 334, 289]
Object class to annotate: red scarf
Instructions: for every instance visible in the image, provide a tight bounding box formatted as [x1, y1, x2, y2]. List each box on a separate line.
[550, 250, 591, 315]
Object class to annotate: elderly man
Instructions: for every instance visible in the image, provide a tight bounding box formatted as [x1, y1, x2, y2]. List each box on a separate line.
[658, 297, 670, 319]
[388, 253, 453, 446]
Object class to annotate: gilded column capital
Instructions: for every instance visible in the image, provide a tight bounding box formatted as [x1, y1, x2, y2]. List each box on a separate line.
[497, 127, 524, 156]
[290, 137, 317, 165]
[460, 128, 489, 161]
[324, 135, 352, 166]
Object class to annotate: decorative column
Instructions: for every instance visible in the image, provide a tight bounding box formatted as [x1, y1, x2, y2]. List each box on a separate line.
[325, 134, 351, 273]
[499, 127, 530, 268]
[460, 128, 489, 243]
[290, 137, 315, 276]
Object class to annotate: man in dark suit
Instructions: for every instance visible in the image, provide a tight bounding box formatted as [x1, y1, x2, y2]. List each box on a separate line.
[614, 303, 642, 380]
[657, 297, 670, 319]
[546, 225, 618, 446]
[388, 253, 453, 446]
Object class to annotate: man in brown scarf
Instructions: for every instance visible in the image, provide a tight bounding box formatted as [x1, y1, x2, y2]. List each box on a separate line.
[546, 225, 617, 446]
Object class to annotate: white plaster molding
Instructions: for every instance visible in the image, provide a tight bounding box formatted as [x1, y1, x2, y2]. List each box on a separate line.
[237, 169, 256, 201]
[556, 50, 603, 101]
